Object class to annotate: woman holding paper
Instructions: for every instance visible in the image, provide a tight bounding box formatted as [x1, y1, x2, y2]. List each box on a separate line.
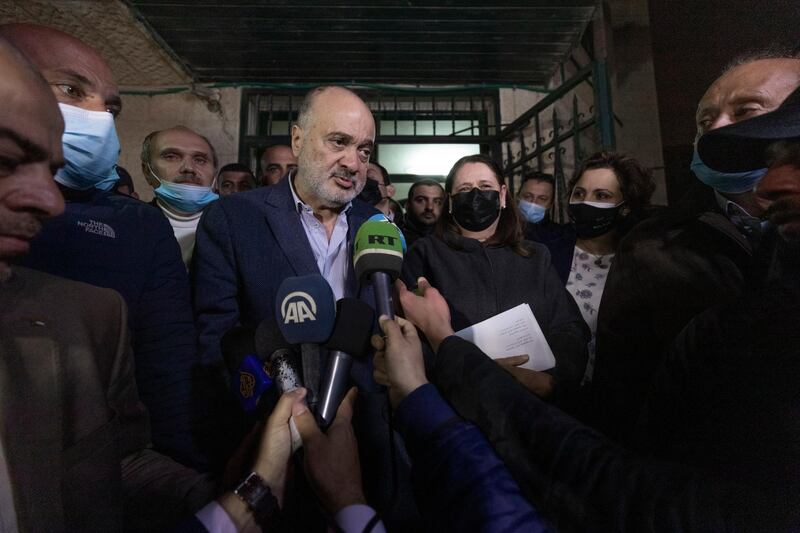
[401, 154, 590, 406]
[564, 152, 656, 381]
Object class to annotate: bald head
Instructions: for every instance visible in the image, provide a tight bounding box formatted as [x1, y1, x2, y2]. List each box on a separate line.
[696, 57, 800, 137]
[0, 23, 121, 116]
[0, 37, 66, 276]
[291, 86, 375, 209]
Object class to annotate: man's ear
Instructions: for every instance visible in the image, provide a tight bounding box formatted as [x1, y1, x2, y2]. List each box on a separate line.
[387, 184, 396, 198]
[291, 125, 303, 157]
[142, 163, 159, 188]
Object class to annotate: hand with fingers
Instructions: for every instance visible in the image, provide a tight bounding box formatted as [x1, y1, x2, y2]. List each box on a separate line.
[495, 355, 555, 398]
[218, 388, 308, 531]
[372, 315, 430, 409]
[293, 387, 367, 515]
[395, 277, 454, 352]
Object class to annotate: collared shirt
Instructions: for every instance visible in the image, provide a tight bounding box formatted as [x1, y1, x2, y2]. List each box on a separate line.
[713, 190, 767, 242]
[196, 501, 385, 533]
[288, 175, 352, 300]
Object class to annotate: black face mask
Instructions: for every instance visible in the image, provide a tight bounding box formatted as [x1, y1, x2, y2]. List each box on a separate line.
[451, 188, 501, 232]
[568, 201, 626, 239]
[358, 178, 383, 206]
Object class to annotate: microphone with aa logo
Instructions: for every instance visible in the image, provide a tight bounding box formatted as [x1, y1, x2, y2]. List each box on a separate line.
[275, 274, 336, 414]
[317, 298, 375, 430]
[354, 218, 406, 319]
[222, 326, 273, 413]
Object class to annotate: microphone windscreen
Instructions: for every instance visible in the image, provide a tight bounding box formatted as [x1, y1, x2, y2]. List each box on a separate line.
[366, 214, 407, 253]
[221, 326, 256, 372]
[325, 298, 375, 358]
[353, 220, 405, 280]
[255, 319, 293, 360]
[275, 274, 337, 344]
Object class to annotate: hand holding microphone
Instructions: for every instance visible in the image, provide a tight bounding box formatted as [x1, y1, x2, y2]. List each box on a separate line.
[372, 315, 429, 409]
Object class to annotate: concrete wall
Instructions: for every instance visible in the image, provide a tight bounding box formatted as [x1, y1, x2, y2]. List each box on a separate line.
[608, 0, 667, 204]
[116, 87, 242, 201]
[498, 0, 667, 206]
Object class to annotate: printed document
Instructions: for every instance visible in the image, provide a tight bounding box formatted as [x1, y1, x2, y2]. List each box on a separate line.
[454, 303, 555, 371]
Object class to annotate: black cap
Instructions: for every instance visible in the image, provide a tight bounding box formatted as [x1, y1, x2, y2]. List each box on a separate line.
[697, 84, 800, 172]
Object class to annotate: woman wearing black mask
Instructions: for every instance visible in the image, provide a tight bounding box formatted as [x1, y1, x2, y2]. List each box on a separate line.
[565, 152, 656, 382]
[402, 154, 590, 407]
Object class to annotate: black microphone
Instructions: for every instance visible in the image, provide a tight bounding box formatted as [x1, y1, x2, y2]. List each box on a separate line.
[255, 320, 303, 394]
[316, 298, 375, 430]
[221, 327, 274, 413]
[353, 219, 406, 319]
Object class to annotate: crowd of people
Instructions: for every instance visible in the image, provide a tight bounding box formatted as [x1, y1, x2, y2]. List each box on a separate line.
[0, 20, 798, 533]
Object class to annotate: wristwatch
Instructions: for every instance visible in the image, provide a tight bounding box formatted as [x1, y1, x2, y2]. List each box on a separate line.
[234, 471, 280, 527]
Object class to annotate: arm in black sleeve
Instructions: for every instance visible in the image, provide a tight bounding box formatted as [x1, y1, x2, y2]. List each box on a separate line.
[430, 335, 787, 532]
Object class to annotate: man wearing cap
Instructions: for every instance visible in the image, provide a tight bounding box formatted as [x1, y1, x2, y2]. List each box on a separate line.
[591, 50, 800, 444]
[634, 85, 800, 516]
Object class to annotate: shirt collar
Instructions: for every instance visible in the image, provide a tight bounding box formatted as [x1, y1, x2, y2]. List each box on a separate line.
[288, 171, 353, 216]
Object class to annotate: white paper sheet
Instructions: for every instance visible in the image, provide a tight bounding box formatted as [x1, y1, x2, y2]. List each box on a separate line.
[454, 303, 556, 371]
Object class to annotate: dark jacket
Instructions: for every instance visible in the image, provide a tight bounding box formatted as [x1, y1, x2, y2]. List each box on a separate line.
[20, 186, 204, 469]
[398, 212, 436, 249]
[0, 267, 214, 532]
[591, 183, 761, 444]
[636, 243, 800, 498]
[430, 335, 799, 532]
[523, 219, 576, 284]
[394, 384, 550, 533]
[402, 233, 589, 399]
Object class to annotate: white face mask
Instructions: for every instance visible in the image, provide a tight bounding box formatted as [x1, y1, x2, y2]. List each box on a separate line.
[55, 103, 120, 191]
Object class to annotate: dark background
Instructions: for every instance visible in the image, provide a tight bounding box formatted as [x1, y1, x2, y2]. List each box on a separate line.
[648, 0, 799, 202]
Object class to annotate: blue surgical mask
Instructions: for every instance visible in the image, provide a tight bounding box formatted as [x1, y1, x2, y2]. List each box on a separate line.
[518, 200, 547, 224]
[149, 165, 218, 214]
[55, 103, 120, 191]
[690, 148, 767, 194]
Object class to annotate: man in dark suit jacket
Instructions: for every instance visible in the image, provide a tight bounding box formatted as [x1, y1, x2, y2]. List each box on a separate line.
[193, 86, 419, 527]
[0, 37, 214, 532]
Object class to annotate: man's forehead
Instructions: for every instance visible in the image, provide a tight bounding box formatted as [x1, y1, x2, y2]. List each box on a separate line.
[309, 89, 375, 139]
[415, 185, 444, 197]
[156, 128, 211, 153]
[221, 171, 251, 181]
[264, 146, 295, 163]
[700, 59, 800, 110]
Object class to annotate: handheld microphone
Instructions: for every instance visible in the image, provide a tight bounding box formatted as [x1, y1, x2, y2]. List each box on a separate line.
[354, 219, 406, 319]
[254, 320, 303, 394]
[275, 274, 337, 412]
[317, 298, 375, 430]
[221, 327, 273, 413]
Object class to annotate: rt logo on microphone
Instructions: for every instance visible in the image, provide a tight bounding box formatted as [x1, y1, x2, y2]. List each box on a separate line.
[280, 291, 318, 323]
[368, 234, 398, 246]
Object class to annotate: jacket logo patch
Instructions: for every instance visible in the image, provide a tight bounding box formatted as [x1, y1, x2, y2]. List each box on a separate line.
[76, 219, 116, 239]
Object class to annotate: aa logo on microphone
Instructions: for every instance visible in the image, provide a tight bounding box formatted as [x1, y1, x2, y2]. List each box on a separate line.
[239, 371, 255, 398]
[280, 291, 318, 323]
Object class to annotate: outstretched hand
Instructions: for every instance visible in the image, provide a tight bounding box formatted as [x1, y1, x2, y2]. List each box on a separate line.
[395, 277, 454, 352]
[293, 387, 366, 515]
[372, 315, 429, 408]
